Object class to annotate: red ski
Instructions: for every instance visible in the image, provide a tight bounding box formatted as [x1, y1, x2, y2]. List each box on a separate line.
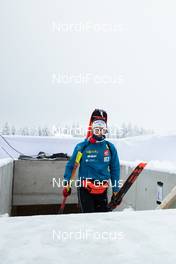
[108, 162, 147, 210]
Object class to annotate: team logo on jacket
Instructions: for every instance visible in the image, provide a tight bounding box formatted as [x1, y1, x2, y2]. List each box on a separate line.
[104, 150, 109, 156]
[104, 157, 110, 162]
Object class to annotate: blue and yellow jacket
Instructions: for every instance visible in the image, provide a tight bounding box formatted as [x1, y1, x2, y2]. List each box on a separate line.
[64, 139, 120, 192]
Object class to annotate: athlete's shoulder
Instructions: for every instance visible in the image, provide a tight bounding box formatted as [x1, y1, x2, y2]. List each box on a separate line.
[75, 139, 89, 151]
[105, 140, 117, 151]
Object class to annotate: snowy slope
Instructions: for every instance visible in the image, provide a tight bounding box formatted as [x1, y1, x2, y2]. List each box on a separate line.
[0, 135, 78, 159]
[116, 133, 176, 162]
[0, 133, 176, 171]
[1, 133, 176, 161]
[0, 209, 176, 264]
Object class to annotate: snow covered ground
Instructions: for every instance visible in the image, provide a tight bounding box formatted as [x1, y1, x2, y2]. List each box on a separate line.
[0, 209, 176, 264]
[1, 133, 176, 172]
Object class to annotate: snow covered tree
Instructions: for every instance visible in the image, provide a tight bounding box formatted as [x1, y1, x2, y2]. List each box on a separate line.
[2, 122, 10, 135]
[120, 123, 128, 138]
[42, 127, 50, 136]
[11, 125, 16, 135]
[21, 127, 29, 136]
[38, 126, 42, 136]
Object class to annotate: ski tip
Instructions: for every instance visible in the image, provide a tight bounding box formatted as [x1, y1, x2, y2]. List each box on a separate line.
[139, 162, 147, 168]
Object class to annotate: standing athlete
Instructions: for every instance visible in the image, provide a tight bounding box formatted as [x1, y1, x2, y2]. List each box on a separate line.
[63, 109, 121, 213]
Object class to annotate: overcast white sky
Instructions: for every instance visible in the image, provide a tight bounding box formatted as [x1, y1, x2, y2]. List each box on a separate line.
[0, 0, 176, 132]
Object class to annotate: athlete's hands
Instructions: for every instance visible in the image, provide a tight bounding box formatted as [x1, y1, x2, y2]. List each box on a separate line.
[63, 186, 71, 197]
[107, 192, 122, 211]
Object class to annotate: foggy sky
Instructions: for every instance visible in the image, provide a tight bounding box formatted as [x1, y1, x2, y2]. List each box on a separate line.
[0, 0, 176, 132]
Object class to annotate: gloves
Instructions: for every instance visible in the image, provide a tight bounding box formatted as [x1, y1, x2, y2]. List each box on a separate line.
[107, 193, 122, 211]
[63, 186, 71, 197]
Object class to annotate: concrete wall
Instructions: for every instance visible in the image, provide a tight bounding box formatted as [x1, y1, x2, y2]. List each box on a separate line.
[0, 160, 14, 215]
[116, 165, 176, 211]
[13, 160, 70, 205]
[13, 160, 176, 211]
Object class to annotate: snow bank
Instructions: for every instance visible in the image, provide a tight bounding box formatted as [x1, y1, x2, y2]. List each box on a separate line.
[0, 135, 81, 159]
[112, 133, 176, 163]
[1, 133, 176, 173]
[0, 158, 13, 167]
[121, 160, 176, 174]
[0, 209, 176, 264]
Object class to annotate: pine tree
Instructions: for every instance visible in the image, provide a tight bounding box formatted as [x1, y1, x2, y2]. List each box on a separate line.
[2, 122, 10, 135]
[11, 125, 16, 135]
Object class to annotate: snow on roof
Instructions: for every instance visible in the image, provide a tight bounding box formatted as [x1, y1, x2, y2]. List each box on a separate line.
[0, 158, 13, 167]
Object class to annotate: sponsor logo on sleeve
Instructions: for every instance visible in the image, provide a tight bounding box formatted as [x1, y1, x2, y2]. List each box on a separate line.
[104, 150, 109, 156]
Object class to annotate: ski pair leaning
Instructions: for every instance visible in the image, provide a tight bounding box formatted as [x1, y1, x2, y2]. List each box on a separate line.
[107, 162, 147, 210]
